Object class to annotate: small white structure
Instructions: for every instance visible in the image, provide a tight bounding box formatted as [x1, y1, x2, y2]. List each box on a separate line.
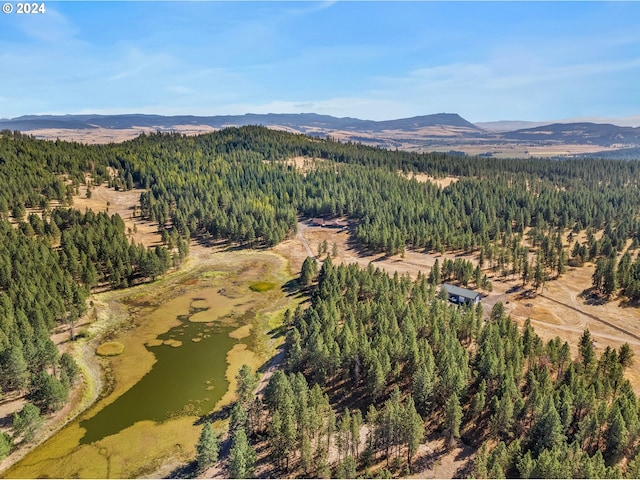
[442, 283, 481, 305]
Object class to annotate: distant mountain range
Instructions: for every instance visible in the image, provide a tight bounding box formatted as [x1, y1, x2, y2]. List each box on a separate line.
[2, 112, 640, 158]
[501, 122, 640, 145]
[0, 112, 483, 133]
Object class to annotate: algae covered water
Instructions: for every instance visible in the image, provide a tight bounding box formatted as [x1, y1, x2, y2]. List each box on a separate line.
[79, 304, 238, 444]
[3, 252, 289, 479]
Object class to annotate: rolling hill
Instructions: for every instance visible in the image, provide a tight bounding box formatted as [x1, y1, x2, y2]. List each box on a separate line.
[2, 113, 640, 158]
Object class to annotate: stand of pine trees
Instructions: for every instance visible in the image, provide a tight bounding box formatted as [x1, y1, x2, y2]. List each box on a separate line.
[239, 259, 640, 478]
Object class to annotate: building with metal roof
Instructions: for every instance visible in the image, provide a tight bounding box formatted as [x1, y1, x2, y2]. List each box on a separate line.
[442, 283, 481, 305]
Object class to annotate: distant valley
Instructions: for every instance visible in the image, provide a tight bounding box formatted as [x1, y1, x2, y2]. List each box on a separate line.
[2, 112, 640, 158]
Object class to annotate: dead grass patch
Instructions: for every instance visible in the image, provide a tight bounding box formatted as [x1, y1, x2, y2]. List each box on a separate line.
[400, 171, 459, 188]
[26, 125, 219, 145]
[266, 155, 321, 174]
[229, 324, 252, 340]
[3, 415, 199, 479]
[214, 345, 260, 411]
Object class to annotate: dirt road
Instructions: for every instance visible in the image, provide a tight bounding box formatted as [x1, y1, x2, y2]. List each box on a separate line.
[296, 221, 318, 261]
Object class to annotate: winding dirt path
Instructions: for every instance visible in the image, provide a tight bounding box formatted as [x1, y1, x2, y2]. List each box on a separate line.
[539, 293, 640, 343]
[296, 221, 317, 261]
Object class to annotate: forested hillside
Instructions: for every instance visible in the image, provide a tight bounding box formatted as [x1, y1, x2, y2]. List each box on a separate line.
[95, 126, 640, 301]
[218, 260, 640, 478]
[0, 132, 171, 458]
[235, 260, 640, 478]
[96, 127, 640, 255]
[2, 126, 640, 476]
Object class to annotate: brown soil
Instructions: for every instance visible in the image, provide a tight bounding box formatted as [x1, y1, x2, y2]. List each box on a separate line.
[409, 438, 475, 479]
[266, 156, 323, 175]
[278, 221, 478, 282]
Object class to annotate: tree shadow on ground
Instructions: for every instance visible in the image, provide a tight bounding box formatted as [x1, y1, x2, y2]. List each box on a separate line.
[164, 460, 198, 479]
[267, 325, 288, 339]
[282, 278, 306, 299]
[579, 287, 607, 305]
[197, 404, 233, 425]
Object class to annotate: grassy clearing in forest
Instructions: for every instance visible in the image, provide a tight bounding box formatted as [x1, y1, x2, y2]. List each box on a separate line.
[288, 223, 640, 394]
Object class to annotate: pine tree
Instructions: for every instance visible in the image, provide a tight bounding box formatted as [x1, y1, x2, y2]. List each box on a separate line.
[531, 396, 566, 455]
[0, 432, 12, 461]
[300, 256, 318, 286]
[12, 403, 43, 442]
[403, 397, 424, 470]
[533, 256, 546, 292]
[444, 393, 462, 447]
[579, 330, 595, 369]
[335, 455, 357, 479]
[606, 406, 629, 460]
[602, 258, 618, 297]
[627, 451, 640, 479]
[411, 359, 434, 416]
[235, 364, 258, 407]
[618, 343, 634, 369]
[428, 259, 441, 285]
[491, 393, 515, 438]
[196, 422, 220, 470]
[229, 427, 256, 479]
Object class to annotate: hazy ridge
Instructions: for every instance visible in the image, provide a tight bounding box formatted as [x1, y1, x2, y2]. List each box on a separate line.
[2, 112, 640, 158]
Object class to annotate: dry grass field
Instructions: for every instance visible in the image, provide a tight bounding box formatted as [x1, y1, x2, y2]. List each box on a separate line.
[23, 125, 627, 159]
[400, 171, 459, 188]
[423, 143, 623, 158]
[71, 183, 162, 247]
[26, 125, 219, 144]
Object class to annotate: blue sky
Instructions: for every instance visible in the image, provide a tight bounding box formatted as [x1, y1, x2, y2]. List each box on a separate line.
[1, 1, 640, 122]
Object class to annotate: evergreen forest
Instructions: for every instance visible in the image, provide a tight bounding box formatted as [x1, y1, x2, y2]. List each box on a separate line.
[1, 126, 640, 477]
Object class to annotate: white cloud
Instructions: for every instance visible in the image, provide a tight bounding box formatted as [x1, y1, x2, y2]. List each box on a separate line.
[283, 1, 338, 16]
[14, 7, 77, 43]
[106, 46, 179, 81]
[362, 51, 640, 121]
[166, 86, 195, 96]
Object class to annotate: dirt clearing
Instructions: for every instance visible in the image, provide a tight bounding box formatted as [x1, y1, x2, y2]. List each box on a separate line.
[400, 171, 459, 188]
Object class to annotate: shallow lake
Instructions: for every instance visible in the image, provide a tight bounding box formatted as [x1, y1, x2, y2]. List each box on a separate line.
[78, 302, 239, 444]
[2, 255, 283, 479]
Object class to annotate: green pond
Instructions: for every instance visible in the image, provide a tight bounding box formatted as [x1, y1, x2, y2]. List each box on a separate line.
[79, 306, 238, 444]
[2, 251, 290, 479]
[3, 286, 252, 478]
